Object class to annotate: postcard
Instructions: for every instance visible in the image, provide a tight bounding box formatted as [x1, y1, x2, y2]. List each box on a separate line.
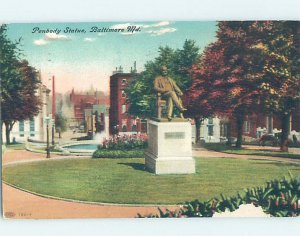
[1, 21, 299, 219]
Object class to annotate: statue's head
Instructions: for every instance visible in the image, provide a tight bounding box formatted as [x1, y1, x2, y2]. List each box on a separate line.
[161, 65, 168, 76]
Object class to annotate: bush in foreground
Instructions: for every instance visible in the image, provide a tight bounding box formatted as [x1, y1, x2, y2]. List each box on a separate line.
[138, 177, 300, 218]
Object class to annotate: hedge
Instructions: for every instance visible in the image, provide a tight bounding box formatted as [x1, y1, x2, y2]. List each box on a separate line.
[92, 149, 144, 158]
[138, 176, 300, 218]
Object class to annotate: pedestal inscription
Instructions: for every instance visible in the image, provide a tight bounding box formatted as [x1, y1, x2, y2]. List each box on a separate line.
[165, 132, 185, 139]
[145, 120, 195, 174]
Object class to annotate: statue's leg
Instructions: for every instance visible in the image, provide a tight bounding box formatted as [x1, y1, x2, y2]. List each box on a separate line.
[167, 96, 173, 120]
[169, 91, 186, 111]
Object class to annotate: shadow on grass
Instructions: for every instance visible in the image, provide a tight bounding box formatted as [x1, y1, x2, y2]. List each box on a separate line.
[118, 162, 146, 171]
[250, 161, 300, 168]
[204, 143, 300, 160]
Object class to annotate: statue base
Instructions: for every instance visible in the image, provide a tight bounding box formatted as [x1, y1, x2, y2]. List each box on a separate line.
[145, 119, 195, 175]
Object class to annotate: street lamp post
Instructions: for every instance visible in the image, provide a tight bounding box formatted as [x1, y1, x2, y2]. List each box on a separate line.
[45, 117, 51, 158]
[52, 118, 55, 145]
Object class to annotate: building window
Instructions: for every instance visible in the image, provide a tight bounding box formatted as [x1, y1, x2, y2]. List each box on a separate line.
[224, 124, 228, 137]
[122, 125, 127, 132]
[243, 120, 250, 133]
[141, 119, 148, 133]
[220, 123, 224, 137]
[207, 117, 214, 136]
[122, 104, 126, 114]
[19, 120, 24, 137]
[30, 118, 35, 137]
[132, 125, 137, 132]
[122, 79, 127, 85]
[208, 125, 214, 136]
[122, 90, 126, 98]
[220, 123, 228, 137]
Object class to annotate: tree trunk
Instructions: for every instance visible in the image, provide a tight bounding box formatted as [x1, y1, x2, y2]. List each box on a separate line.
[226, 121, 232, 146]
[235, 115, 244, 148]
[280, 113, 290, 152]
[4, 122, 11, 145]
[195, 117, 202, 144]
[1, 121, 3, 145]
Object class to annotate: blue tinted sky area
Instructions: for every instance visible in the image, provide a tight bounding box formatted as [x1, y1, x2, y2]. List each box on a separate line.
[7, 21, 218, 93]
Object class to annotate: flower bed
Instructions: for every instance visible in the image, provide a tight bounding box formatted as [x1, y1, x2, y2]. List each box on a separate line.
[101, 134, 148, 150]
[92, 134, 148, 158]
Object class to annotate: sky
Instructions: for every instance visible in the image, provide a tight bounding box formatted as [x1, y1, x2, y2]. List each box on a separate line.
[6, 21, 218, 94]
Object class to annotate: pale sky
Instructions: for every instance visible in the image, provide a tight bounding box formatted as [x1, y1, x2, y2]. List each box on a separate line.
[7, 21, 218, 94]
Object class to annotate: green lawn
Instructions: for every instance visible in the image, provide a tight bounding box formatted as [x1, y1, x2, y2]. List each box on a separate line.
[204, 143, 300, 160]
[6, 143, 26, 150]
[3, 157, 300, 204]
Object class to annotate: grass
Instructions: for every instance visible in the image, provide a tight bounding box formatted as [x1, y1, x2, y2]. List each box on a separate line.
[204, 143, 300, 160]
[5, 143, 25, 150]
[3, 157, 300, 204]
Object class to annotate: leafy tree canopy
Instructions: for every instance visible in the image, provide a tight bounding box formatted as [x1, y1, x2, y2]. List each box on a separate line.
[1, 24, 41, 143]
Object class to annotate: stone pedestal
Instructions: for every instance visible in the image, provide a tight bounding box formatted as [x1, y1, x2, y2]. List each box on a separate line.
[145, 119, 195, 174]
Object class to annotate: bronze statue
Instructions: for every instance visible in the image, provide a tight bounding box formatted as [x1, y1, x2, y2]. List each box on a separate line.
[154, 66, 187, 120]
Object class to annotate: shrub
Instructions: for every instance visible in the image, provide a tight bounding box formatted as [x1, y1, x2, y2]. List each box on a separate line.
[92, 149, 144, 159]
[138, 177, 300, 218]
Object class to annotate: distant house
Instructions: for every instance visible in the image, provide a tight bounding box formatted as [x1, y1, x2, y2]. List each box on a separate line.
[109, 65, 147, 135]
[69, 87, 109, 127]
[4, 80, 51, 143]
[84, 104, 109, 136]
[194, 111, 300, 143]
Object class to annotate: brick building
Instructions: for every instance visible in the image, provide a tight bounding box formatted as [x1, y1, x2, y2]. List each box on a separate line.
[109, 66, 147, 135]
[197, 110, 300, 143]
[70, 87, 109, 123]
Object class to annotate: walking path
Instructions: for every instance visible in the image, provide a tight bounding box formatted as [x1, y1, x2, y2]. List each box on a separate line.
[192, 147, 300, 164]
[2, 149, 176, 219]
[2, 148, 299, 219]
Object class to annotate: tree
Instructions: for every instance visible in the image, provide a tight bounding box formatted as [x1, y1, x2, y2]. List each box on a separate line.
[185, 42, 225, 143]
[1, 24, 41, 144]
[1, 24, 22, 144]
[215, 22, 268, 148]
[55, 113, 67, 138]
[189, 21, 299, 150]
[173, 40, 200, 89]
[254, 21, 300, 151]
[189, 22, 265, 147]
[126, 40, 200, 118]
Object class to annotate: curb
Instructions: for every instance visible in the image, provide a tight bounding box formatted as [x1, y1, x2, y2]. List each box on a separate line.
[2, 181, 179, 208]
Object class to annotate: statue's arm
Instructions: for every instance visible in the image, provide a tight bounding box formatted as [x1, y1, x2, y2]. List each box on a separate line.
[172, 79, 183, 96]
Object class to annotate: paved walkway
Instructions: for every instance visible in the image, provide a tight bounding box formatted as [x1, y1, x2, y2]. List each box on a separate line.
[192, 148, 300, 164]
[2, 184, 169, 219]
[2, 148, 300, 219]
[2, 149, 176, 219]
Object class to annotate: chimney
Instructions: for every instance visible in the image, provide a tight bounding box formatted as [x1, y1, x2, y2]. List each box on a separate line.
[134, 61, 137, 73]
[52, 76, 56, 119]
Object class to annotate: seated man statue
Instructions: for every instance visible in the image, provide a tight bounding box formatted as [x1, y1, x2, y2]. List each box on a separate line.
[154, 66, 187, 120]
